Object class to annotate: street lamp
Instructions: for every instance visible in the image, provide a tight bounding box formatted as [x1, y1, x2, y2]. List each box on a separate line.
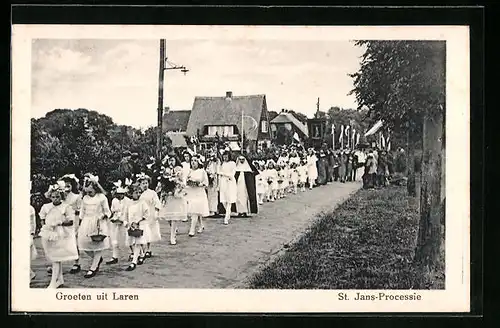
[156, 39, 189, 161]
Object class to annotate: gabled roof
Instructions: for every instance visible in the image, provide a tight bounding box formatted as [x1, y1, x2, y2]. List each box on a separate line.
[162, 110, 191, 132]
[166, 131, 188, 148]
[271, 112, 309, 137]
[186, 94, 266, 140]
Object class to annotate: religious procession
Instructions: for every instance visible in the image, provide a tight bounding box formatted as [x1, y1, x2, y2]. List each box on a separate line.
[29, 131, 402, 289]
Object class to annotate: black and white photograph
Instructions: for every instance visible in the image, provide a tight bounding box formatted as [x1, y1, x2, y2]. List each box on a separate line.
[11, 25, 470, 313]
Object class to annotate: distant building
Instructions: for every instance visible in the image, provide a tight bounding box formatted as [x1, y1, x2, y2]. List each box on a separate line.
[165, 131, 188, 149]
[270, 109, 309, 142]
[161, 108, 191, 150]
[162, 108, 191, 132]
[185, 91, 272, 152]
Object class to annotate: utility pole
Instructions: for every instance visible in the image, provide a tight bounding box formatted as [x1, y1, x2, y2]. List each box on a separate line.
[156, 39, 166, 161]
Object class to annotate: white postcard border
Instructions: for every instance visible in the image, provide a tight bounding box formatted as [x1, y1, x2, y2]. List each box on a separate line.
[11, 24, 470, 313]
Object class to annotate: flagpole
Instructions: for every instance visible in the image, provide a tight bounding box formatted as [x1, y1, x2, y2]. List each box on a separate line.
[341, 125, 344, 149]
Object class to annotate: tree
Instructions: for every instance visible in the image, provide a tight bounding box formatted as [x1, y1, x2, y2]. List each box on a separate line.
[285, 109, 308, 124]
[268, 110, 279, 122]
[414, 42, 446, 274]
[349, 40, 446, 277]
[30, 108, 170, 192]
[349, 41, 439, 196]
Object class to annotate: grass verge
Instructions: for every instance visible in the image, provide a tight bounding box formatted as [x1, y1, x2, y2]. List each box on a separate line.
[248, 185, 445, 289]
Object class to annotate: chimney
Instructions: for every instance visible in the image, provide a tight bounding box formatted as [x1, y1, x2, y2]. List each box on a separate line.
[226, 91, 233, 98]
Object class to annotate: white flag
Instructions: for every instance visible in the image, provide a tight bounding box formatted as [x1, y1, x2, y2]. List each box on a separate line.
[331, 124, 335, 135]
[340, 125, 344, 141]
[293, 132, 300, 142]
[356, 133, 360, 145]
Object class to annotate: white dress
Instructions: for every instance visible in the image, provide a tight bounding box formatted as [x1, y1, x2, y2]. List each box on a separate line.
[218, 161, 237, 204]
[307, 155, 318, 181]
[181, 162, 191, 185]
[289, 168, 299, 186]
[255, 171, 267, 195]
[185, 168, 210, 217]
[236, 173, 250, 213]
[297, 165, 308, 183]
[78, 193, 112, 252]
[139, 189, 162, 243]
[30, 205, 38, 259]
[39, 202, 79, 262]
[63, 192, 82, 234]
[280, 167, 289, 189]
[124, 199, 151, 246]
[109, 196, 130, 247]
[265, 168, 278, 192]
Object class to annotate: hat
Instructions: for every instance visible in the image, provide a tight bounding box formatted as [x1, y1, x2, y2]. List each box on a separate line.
[136, 172, 151, 182]
[60, 173, 79, 183]
[114, 179, 132, 193]
[44, 180, 66, 198]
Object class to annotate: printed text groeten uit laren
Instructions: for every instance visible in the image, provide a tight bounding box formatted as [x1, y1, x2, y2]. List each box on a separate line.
[337, 292, 422, 301]
[56, 292, 139, 301]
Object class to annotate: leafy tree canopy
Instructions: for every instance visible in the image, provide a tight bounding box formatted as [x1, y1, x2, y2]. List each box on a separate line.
[349, 40, 445, 133]
[31, 108, 172, 193]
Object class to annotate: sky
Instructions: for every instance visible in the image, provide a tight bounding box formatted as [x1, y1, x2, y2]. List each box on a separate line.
[31, 38, 366, 129]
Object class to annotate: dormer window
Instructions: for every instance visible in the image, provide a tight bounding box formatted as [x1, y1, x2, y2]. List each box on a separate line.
[261, 121, 268, 133]
[207, 125, 235, 136]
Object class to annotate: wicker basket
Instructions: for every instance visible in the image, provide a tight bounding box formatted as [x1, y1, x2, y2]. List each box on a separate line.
[61, 220, 73, 227]
[128, 228, 144, 238]
[90, 219, 107, 242]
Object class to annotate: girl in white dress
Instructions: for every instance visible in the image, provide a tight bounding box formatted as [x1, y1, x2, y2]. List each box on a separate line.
[289, 162, 299, 194]
[39, 182, 79, 288]
[157, 157, 187, 245]
[264, 160, 278, 202]
[306, 148, 319, 190]
[105, 179, 131, 265]
[218, 150, 237, 225]
[185, 155, 210, 236]
[205, 151, 221, 217]
[180, 152, 192, 222]
[281, 162, 290, 196]
[123, 183, 150, 271]
[297, 160, 308, 192]
[254, 162, 267, 205]
[59, 174, 83, 274]
[137, 173, 162, 259]
[78, 175, 111, 279]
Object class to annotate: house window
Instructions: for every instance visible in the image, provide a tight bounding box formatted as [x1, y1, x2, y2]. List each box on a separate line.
[207, 125, 235, 136]
[261, 121, 268, 133]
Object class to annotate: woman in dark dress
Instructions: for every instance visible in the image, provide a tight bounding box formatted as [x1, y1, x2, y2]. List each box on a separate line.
[346, 151, 353, 182]
[338, 150, 347, 183]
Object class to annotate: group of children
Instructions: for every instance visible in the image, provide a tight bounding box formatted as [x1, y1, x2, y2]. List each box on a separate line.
[253, 147, 322, 204]
[30, 172, 167, 288]
[30, 145, 358, 288]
